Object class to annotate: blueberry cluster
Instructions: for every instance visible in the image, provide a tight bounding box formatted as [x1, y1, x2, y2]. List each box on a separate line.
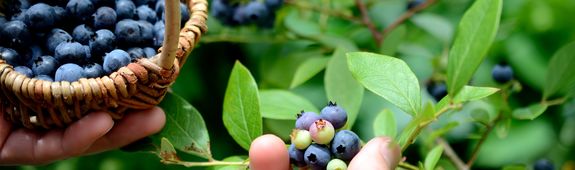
[0, 0, 190, 82]
[491, 62, 513, 84]
[426, 81, 447, 101]
[210, 0, 283, 28]
[290, 101, 360, 170]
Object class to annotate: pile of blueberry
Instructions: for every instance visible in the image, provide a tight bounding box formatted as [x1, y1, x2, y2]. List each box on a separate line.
[0, 0, 190, 82]
[211, 0, 283, 27]
[289, 101, 360, 170]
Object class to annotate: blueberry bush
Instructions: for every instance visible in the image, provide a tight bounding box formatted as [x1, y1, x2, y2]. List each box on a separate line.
[3, 0, 575, 169]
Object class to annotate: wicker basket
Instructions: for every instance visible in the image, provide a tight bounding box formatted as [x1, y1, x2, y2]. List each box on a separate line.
[0, 0, 208, 129]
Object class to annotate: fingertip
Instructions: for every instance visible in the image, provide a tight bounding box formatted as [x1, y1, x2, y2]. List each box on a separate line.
[348, 137, 401, 170]
[249, 134, 290, 170]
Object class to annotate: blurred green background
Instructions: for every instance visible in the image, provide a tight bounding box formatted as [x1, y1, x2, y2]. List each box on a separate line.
[13, 0, 575, 169]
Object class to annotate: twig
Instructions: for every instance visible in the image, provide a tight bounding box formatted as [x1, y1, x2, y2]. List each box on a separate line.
[399, 162, 420, 170]
[381, 0, 437, 44]
[162, 160, 249, 167]
[401, 103, 461, 152]
[437, 138, 468, 170]
[355, 0, 383, 46]
[285, 0, 362, 24]
[466, 118, 497, 167]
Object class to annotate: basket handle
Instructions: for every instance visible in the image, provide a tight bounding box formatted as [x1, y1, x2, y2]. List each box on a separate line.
[158, 0, 182, 70]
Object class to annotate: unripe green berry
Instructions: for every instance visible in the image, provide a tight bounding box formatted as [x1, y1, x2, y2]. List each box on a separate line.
[327, 159, 348, 170]
[309, 119, 335, 145]
[291, 129, 312, 150]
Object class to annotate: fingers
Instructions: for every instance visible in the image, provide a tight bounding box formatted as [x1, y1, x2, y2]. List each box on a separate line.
[249, 135, 290, 170]
[348, 137, 401, 170]
[62, 111, 114, 156]
[86, 107, 166, 153]
[0, 110, 13, 152]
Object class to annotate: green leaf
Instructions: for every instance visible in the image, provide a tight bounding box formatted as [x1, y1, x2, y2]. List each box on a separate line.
[223, 61, 263, 151]
[411, 13, 454, 43]
[471, 108, 491, 125]
[502, 165, 527, 170]
[209, 156, 248, 170]
[284, 10, 321, 37]
[290, 57, 330, 89]
[157, 93, 211, 159]
[260, 90, 319, 120]
[373, 109, 397, 138]
[424, 145, 444, 170]
[453, 86, 500, 103]
[380, 25, 406, 56]
[325, 47, 364, 128]
[398, 117, 422, 147]
[159, 138, 179, 161]
[544, 41, 575, 99]
[347, 52, 421, 116]
[447, 0, 502, 96]
[496, 117, 511, 138]
[512, 103, 549, 120]
[422, 102, 435, 122]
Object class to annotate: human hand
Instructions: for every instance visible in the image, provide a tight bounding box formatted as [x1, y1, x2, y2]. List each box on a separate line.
[0, 107, 166, 165]
[249, 134, 401, 170]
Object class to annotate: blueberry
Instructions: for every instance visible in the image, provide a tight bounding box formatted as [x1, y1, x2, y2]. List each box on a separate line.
[116, 0, 136, 20]
[320, 101, 348, 129]
[14, 66, 33, 78]
[232, 5, 249, 25]
[331, 130, 361, 162]
[103, 49, 131, 74]
[492, 63, 513, 83]
[0, 47, 20, 66]
[326, 159, 347, 170]
[24, 3, 56, 31]
[0, 21, 32, 50]
[34, 75, 54, 82]
[93, 7, 117, 30]
[291, 129, 312, 150]
[234, 1, 269, 24]
[73, 24, 95, 45]
[154, 1, 165, 17]
[127, 47, 145, 60]
[83, 63, 104, 78]
[309, 119, 335, 145]
[143, 47, 156, 58]
[289, 144, 306, 167]
[153, 21, 165, 33]
[264, 0, 283, 10]
[295, 111, 321, 130]
[304, 144, 331, 169]
[427, 81, 447, 101]
[89, 29, 116, 58]
[46, 28, 72, 53]
[407, 0, 425, 10]
[52, 6, 67, 24]
[533, 159, 554, 170]
[18, 0, 31, 9]
[211, 0, 235, 25]
[24, 45, 43, 66]
[55, 42, 88, 64]
[10, 9, 27, 22]
[0, 16, 7, 27]
[115, 19, 142, 44]
[133, 0, 153, 6]
[31, 55, 59, 76]
[89, 0, 114, 7]
[180, 2, 190, 24]
[136, 5, 156, 23]
[55, 63, 85, 82]
[137, 20, 154, 45]
[153, 27, 164, 47]
[66, 0, 95, 23]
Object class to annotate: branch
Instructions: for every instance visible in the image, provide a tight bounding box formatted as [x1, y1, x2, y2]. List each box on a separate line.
[381, 0, 437, 44]
[437, 138, 469, 170]
[399, 162, 420, 170]
[285, 0, 362, 24]
[466, 118, 498, 167]
[401, 103, 461, 152]
[162, 160, 249, 167]
[355, 0, 383, 46]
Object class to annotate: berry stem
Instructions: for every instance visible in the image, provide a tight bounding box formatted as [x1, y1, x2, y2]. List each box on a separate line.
[161, 160, 249, 167]
[437, 138, 469, 170]
[398, 162, 419, 170]
[380, 0, 437, 44]
[466, 114, 501, 168]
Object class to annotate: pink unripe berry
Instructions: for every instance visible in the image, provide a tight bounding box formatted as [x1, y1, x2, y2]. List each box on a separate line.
[309, 119, 335, 144]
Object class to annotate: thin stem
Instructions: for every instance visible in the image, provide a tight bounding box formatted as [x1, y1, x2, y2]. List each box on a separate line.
[401, 103, 461, 152]
[200, 34, 288, 43]
[437, 138, 468, 170]
[542, 97, 566, 106]
[285, 0, 362, 24]
[399, 162, 420, 170]
[162, 160, 249, 167]
[466, 117, 499, 167]
[381, 0, 437, 44]
[355, 0, 383, 46]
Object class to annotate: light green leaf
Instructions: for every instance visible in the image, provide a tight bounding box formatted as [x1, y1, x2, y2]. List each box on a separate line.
[398, 118, 422, 147]
[159, 138, 179, 161]
[223, 61, 262, 151]
[422, 102, 435, 122]
[290, 57, 330, 89]
[424, 145, 444, 170]
[325, 47, 364, 128]
[284, 10, 321, 37]
[347, 52, 421, 116]
[453, 86, 500, 103]
[373, 109, 397, 138]
[512, 103, 549, 120]
[380, 25, 406, 56]
[447, 0, 502, 96]
[157, 93, 211, 159]
[544, 41, 575, 99]
[260, 90, 319, 120]
[411, 13, 454, 43]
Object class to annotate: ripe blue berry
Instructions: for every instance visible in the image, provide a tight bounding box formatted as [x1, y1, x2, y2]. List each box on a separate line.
[89, 29, 116, 57]
[304, 144, 331, 169]
[143, 47, 156, 58]
[116, 0, 136, 20]
[73, 24, 94, 45]
[243, 2, 269, 23]
[288, 144, 306, 167]
[153, 27, 164, 48]
[309, 119, 335, 145]
[154, 1, 165, 17]
[533, 159, 554, 170]
[83, 63, 104, 78]
[295, 111, 321, 130]
[25, 45, 44, 64]
[24, 3, 56, 31]
[93, 7, 117, 30]
[127, 47, 145, 61]
[331, 130, 361, 162]
[55, 63, 85, 82]
[31, 55, 59, 76]
[115, 19, 152, 45]
[14, 66, 33, 78]
[136, 5, 156, 23]
[133, 0, 153, 6]
[492, 63, 513, 83]
[46, 28, 72, 53]
[210, 0, 235, 26]
[103, 49, 131, 74]
[427, 81, 447, 101]
[66, 0, 95, 23]
[407, 0, 425, 10]
[0, 47, 20, 66]
[179, 3, 190, 25]
[291, 129, 312, 150]
[34, 75, 54, 82]
[265, 0, 284, 10]
[55, 42, 88, 64]
[53, 6, 67, 23]
[320, 101, 348, 129]
[137, 20, 154, 45]
[1, 21, 32, 49]
[89, 0, 114, 7]
[327, 159, 348, 170]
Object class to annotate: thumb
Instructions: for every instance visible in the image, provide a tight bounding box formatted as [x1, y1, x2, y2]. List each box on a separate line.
[348, 137, 401, 170]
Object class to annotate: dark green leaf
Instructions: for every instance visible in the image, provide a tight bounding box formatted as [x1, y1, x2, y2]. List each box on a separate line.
[290, 57, 330, 89]
[424, 145, 444, 170]
[325, 47, 364, 128]
[512, 103, 549, 120]
[453, 86, 500, 103]
[447, 0, 502, 96]
[373, 109, 397, 138]
[544, 41, 575, 99]
[347, 52, 421, 116]
[159, 138, 179, 161]
[157, 93, 211, 159]
[223, 61, 263, 151]
[260, 90, 319, 120]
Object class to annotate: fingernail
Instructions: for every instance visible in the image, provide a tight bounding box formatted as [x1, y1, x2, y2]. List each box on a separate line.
[379, 138, 400, 168]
